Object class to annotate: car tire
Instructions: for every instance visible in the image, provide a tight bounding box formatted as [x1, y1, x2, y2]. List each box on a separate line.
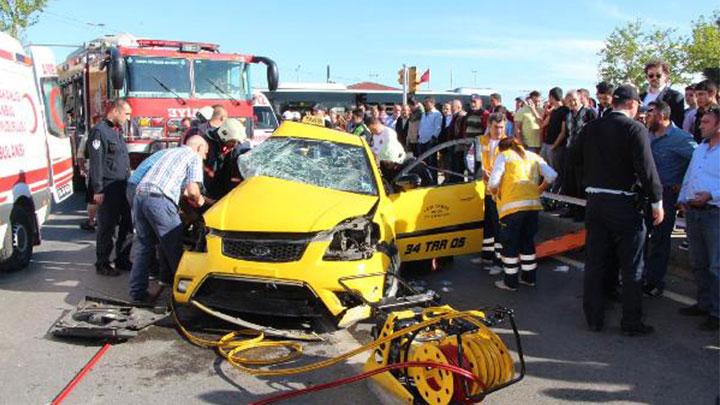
[0, 206, 34, 271]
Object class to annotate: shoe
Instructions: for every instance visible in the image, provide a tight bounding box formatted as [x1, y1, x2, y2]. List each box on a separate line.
[488, 266, 503, 276]
[679, 241, 689, 251]
[678, 304, 708, 317]
[79, 220, 96, 231]
[114, 260, 132, 272]
[699, 317, 719, 331]
[519, 279, 536, 287]
[494, 280, 517, 291]
[621, 323, 655, 336]
[96, 263, 121, 277]
[643, 283, 664, 297]
[147, 283, 166, 303]
[470, 257, 488, 265]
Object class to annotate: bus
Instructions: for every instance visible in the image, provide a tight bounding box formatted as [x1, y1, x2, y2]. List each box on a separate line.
[262, 83, 496, 115]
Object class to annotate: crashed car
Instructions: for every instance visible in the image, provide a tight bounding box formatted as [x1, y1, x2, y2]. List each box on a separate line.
[174, 121, 485, 326]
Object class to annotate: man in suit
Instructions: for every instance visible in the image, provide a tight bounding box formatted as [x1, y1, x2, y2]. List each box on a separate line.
[394, 104, 410, 149]
[639, 60, 685, 128]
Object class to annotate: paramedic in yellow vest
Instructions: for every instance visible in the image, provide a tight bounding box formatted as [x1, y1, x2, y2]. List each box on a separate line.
[489, 137, 557, 291]
[470, 112, 506, 274]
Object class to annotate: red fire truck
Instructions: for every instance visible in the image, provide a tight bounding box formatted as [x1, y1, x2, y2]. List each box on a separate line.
[57, 34, 278, 175]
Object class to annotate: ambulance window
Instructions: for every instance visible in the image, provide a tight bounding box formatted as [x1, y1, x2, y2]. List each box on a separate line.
[41, 78, 66, 137]
[253, 106, 278, 130]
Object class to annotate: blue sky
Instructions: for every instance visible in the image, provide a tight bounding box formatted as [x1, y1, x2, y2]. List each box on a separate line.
[24, 0, 717, 100]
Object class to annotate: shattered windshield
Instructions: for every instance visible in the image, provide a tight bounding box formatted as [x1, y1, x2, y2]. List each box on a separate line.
[237, 137, 377, 195]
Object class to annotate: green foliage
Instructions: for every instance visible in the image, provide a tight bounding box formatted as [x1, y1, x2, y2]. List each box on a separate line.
[598, 20, 689, 88]
[0, 0, 48, 38]
[686, 10, 720, 82]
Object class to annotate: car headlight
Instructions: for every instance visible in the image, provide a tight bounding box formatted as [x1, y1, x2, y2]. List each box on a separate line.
[319, 217, 380, 261]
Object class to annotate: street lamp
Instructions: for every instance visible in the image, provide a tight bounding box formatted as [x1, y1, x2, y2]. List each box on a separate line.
[295, 65, 301, 82]
[471, 70, 478, 87]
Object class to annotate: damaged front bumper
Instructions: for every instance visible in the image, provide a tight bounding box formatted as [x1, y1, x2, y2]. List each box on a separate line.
[49, 296, 168, 340]
[174, 231, 391, 321]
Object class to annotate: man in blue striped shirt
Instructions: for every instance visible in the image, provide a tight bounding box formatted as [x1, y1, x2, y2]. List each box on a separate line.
[126, 148, 169, 208]
[129, 136, 207, 303]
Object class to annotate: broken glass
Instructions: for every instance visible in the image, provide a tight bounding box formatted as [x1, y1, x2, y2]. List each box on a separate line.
[237, 137, 378, 195]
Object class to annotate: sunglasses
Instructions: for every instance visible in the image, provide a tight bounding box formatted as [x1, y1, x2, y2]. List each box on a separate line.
[647, 73, 663, 79]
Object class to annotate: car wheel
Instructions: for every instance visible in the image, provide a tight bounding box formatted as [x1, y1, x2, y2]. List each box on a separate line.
[0, 206, 34, 271]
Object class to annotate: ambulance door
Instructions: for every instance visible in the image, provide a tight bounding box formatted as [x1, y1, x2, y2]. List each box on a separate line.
[389, 139, 485, 262]
[30, 46, 74, 203]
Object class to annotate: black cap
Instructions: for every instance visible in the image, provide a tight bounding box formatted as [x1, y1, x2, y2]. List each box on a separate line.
[612, 84, 640, 103]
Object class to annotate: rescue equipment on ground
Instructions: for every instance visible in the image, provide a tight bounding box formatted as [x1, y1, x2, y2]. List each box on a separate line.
[175, 274, 525, 404]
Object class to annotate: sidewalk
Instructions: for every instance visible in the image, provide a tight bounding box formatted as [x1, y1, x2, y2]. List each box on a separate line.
[538, 211, 693, 282]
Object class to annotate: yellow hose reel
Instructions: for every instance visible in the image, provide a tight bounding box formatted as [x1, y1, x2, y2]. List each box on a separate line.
[365, 306, 525, 404]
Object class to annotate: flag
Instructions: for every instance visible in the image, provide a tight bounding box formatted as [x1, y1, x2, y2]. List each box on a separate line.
[418, 69, 430, 84]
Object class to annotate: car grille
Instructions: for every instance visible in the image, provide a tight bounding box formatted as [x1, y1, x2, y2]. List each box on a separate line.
[193, 276, 323, 317]
[219, 231, 314, 262]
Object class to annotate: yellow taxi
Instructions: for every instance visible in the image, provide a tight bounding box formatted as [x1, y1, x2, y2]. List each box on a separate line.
[174, 120, 485, 325]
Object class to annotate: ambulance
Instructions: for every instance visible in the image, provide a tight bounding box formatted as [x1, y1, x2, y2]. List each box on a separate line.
[0, 32, 73, 270]
[250, 90, 278, 147]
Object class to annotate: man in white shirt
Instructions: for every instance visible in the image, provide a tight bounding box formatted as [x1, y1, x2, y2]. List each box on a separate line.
[367, 117, 405, 163]
[677, 106, 720, 331]
[385, 104, 401, 128]
[417, 97, 442, 182]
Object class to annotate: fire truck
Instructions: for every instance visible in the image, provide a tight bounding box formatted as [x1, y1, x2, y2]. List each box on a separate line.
[0, 33, 74, 271]
[57, 34, 279, 174]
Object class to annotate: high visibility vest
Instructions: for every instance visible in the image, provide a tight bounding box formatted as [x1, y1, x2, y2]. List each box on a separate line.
[496, 149, 543, 218]
[477, 134, 505, 195]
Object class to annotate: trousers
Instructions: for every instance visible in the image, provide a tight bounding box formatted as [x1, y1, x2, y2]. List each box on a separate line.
[129, 192, 183, 301]
[583, 193, 646, 328]
[498, 210, 539, 288]
[96, 180, 132, 268]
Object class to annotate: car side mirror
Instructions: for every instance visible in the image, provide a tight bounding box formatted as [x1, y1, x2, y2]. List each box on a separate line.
[394, 173, 422, 191]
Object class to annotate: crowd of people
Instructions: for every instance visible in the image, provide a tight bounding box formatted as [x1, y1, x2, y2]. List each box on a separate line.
[80, 58, 718, 334]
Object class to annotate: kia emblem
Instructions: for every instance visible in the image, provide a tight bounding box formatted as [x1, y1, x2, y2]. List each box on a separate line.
[250, 246, 271, 257]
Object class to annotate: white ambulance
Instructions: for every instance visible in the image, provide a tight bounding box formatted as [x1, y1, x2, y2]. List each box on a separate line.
[0, 32, 73, 270]
[250, 90, 278, 147]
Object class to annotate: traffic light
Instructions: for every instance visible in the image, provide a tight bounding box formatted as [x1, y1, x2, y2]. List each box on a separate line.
[397, 68, 405, 85]
[408, 66, 418, 93]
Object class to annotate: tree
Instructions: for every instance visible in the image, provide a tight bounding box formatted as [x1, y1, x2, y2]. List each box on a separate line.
[686, 10, 720, 83]
[598, 20, 689, 89]
[0, 0, 48, 38]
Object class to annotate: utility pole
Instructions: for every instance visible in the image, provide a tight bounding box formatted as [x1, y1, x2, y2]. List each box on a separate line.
[402, 64, 408, 105]
[472, 70, 478, 87]
[450, 68, 453, 89]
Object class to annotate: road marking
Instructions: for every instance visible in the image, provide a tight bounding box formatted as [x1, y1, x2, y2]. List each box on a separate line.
[551, 255, 697, 307]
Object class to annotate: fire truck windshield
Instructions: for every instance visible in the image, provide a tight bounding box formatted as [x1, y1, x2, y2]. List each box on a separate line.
[125, 56, 191, 98]
[193, 60, 247, 100]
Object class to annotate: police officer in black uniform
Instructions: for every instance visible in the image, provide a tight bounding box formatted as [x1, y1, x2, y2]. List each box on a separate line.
[575, 85, 664, 336]
[88, 99, 133, 276]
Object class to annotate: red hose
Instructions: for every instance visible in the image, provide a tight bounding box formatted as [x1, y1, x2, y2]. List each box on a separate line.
[249, 361, 482, 405]
[51, 343, 112, 405]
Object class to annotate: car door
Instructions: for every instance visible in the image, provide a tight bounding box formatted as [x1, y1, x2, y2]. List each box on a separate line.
[389, 138, 485, 262]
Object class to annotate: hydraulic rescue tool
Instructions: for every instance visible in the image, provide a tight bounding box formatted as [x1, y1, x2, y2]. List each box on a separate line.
[175, 273, 525, 404]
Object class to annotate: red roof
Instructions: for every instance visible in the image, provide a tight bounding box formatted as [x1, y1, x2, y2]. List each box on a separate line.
[348, 82, 400, 91]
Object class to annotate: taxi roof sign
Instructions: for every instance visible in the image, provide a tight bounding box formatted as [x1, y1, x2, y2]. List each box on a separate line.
[301, 115, 327, 127]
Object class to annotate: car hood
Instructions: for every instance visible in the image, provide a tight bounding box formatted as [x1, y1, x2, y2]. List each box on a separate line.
[204, 176, 378, 233]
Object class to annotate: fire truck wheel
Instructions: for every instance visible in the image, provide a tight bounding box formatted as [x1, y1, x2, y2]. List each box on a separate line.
[0, 206, 34, 271]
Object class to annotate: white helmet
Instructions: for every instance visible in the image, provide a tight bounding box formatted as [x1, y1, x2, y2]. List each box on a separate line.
[196, 106, 214, 122]
[217, 118, 246, 143]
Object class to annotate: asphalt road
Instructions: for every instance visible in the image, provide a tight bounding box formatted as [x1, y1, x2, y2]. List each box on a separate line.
[0, 194, 718, 404]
